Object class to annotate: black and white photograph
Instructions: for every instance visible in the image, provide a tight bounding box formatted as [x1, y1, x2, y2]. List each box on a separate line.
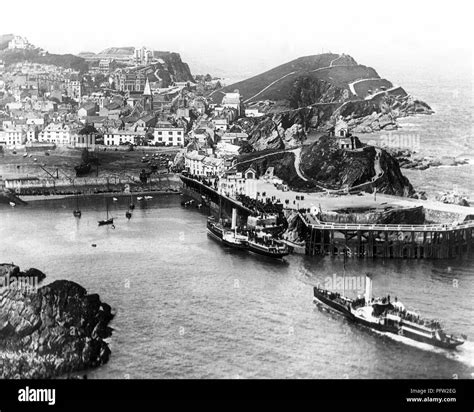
[0, 0, 472, 407]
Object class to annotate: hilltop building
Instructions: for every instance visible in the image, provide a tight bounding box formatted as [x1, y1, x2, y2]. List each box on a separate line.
[134, 47, 153, 66]
[331, 117, 362, 150]
[8, 35, 33, 50]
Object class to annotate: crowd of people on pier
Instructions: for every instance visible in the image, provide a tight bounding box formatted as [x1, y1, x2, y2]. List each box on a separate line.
[236, 194, 283, 215]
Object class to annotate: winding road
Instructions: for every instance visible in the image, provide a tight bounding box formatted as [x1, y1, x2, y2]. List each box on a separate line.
[347, 78, 381, 97]
[244, 71, 297, 103]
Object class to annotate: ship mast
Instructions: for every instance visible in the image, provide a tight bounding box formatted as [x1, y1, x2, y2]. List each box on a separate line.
[343, 246, 346, 296]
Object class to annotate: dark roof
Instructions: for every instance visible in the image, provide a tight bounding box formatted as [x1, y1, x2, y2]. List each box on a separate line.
[105, 102, 121, 110]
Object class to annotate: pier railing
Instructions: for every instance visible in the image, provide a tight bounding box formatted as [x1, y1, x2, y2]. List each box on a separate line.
[298, 212, 473, 259]
[297, 211, 474, 232]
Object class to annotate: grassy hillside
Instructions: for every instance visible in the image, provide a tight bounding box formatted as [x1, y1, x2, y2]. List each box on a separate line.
[208, 53, 392, 106]
[209, 54, 347, 102]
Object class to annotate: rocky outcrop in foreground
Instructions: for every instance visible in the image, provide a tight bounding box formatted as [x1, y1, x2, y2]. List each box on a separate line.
[0, 264, 113, 378]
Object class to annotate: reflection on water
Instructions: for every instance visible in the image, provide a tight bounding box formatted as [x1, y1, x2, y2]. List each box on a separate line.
[0, 195, 473, 378]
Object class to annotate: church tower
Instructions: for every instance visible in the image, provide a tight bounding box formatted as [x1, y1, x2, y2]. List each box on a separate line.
[143, 77, 152, 112]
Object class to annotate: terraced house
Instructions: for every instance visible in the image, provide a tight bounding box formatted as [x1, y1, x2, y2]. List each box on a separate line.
[153, 122, 185, 146]
[0, 125, 26, 147]
[39, 123, 74, 146]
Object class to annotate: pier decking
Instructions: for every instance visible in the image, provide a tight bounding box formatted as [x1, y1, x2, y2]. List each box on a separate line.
[299, 213, 474, 259]
[180, 174, 253, 216]
[181, 174, 474, 259]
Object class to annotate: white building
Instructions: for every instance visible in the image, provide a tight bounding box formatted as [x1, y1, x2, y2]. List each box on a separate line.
[39, 123, 74, 146]
[218, 168, 257, 198]
[153, 125, 185, 146]
[212, 118, 228, 131]
[184, 151, 224, 177]
[26, 118, 45, 126]
[134, 47, 152, 66]
[8, 35, 32, 50]
[245, 108, 263, 118]
[26, 126, 38, 142]
[0, 126, 26, 147]
[222, 91, 243, 116]
[104, 130, 141, 146]
[67, 80, 82, 102]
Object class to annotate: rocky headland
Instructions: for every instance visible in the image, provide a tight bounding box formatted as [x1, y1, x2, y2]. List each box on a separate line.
[299, 135, 414, 196]
[211, 53, 433, 152]
[383, 147, 470, 171]
[235, 135, 414, 196]
[0, 264, 113, 378]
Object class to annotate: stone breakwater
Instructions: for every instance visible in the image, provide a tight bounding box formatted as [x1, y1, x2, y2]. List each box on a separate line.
[0, 264, 114, 378]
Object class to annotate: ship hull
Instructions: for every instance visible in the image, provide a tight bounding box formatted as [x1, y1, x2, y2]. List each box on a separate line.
[393, 327, 464, 349]
[207, 222, 223, 241]
[247, 242, 289, 259]
[222, 238, 248, 250]
[314, 287, 463, 350]
[313, 291, 354, 319]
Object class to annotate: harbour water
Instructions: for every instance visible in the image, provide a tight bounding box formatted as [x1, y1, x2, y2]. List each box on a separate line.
[359, 68, 474, 199]
[1, 194, 473, 379]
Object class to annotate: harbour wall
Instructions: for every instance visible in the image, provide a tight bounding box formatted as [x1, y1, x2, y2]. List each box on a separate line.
[1, 174, 181, 196]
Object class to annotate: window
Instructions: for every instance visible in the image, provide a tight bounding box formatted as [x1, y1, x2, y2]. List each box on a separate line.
[168, 131, 172, 135]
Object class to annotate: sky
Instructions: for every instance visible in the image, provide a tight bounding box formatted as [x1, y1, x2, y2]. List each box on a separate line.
[1, 0, 473, 82]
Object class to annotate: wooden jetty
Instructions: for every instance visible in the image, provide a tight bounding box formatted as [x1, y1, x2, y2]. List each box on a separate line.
[298, 213, 473, 259]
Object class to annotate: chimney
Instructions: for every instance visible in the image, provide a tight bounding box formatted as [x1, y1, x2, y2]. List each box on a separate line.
[364, 273, 373, 303]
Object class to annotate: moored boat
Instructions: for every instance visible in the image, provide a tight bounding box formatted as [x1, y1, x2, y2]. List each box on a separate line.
[73, 191, 81, 218]
[98, 218, 114, 226]
[206, 217, 224, 241]
[222, 230, 248, 250]
[247, 232, 289, 259]
[98, 197, 114, 227]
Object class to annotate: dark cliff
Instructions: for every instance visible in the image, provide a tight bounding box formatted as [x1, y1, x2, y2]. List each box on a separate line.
[300, 135, 414, 196]
[0, 264, 113, 378]
[153, 51, 194, 83]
